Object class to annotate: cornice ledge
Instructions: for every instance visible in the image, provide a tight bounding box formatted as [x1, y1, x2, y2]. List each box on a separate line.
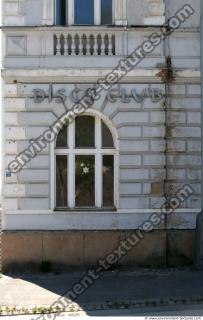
[2, 68, 200, 83]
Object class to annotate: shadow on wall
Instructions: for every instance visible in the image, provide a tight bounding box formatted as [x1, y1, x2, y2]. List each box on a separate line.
[0, 229, 197, 315]
[2, 229, 195, 273]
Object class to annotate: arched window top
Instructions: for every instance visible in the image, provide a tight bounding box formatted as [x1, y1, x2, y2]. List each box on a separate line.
[55, 113, 117, 210]
[56, 125, 68, 148]
[102, 119, 114, 148]
[56, 114, 115, 149]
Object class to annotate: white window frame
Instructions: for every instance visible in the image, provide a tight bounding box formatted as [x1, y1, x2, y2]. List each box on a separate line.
[61, 0, 114, 25]
[52, 111, 118, 210]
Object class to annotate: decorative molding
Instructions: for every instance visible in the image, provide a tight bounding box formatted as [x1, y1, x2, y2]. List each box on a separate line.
[3, 0, 25, 26]
[2, 68, 200, 84]
[144, 0, 165, 25]
[3, 211, 199, 230]
[115, 0, 127, 26]
[3, 1, 19, 16]
[147, 0, 165, 16]
[42, 0, 54, 25]
[6, 36, 26, 55]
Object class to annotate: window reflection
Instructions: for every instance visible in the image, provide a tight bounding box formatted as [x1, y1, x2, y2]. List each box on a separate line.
[75, 155, 95, 207]
[56, 155, 68, 207]
[103, 155, 114, 207]
[56, 0, 66, 25]
[102, 121, 114, 148]
[56, 126, 68, 148]
[75, 0, 94, 25]
[101, 0, 112, 25]
[75, 116, 95, 148]
[56, 0, 113, 26]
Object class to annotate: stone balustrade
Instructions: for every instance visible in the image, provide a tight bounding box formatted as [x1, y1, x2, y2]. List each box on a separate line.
[54, 32, 116, 56]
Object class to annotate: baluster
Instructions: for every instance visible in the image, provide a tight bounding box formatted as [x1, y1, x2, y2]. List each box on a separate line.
[67, 34, 71, 55]
[108, 35, 113, 56]
[78, 34, 83, 55]
[100, 34, 106, 56]
[86, 35, 91, 56]
[71, 34, 76, 56]
[64, 34, 68, 56]
[113, 35, 116, 55]
[55, 33, 61, 56]
[93, 34, 98, 56]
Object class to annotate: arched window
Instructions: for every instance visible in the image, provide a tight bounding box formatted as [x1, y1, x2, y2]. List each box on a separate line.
[55, 114, 116, 209]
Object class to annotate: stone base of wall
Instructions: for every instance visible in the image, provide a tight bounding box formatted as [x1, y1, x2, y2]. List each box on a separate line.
[2, 230, 195, 272]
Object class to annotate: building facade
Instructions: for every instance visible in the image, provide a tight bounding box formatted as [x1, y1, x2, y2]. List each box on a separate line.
[1, 0, 201, 270]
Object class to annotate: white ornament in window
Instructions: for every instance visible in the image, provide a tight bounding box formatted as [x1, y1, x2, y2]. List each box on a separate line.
[82, 167, 90, 174]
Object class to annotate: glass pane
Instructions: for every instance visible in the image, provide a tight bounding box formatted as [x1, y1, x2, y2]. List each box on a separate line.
[102, 121, 114, 148]
[75, 155, 95, 207]
[103, 155, 114, 207]
[56, 0, 66, 25]
[56, 126, 68, 148]
[101, 0, 112, 25]
[75, 0, 94, 25]
[56, 155, 67, 207]
[75, 116, 95, 148]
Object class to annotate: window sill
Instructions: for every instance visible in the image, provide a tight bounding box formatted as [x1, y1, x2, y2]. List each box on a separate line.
[54, 207, 117, 212]
[54, 24, 115, 27]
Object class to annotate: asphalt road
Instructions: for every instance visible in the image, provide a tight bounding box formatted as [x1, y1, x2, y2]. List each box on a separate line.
[1, 269, 203, 307]
[1, 269, 203, 318]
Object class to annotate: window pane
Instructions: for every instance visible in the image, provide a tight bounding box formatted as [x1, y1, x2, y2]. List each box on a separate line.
[75, 0, 94, 25]
[56, 0, 66, 25]
[75, 116, 95, 148]
[103, 155, 114, 207]
[75, 155, 95, 207]
[56, 155, 67, 207]
[101, 0, 112, 25]
[102, 121, 114, 148]
[56, 126, 68, 148]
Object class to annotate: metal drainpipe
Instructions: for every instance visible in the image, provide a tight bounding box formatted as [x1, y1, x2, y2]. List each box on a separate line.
[163, 0, 171, 268]
[195, 0, 203, 269]
[201, 0, 203, 216]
